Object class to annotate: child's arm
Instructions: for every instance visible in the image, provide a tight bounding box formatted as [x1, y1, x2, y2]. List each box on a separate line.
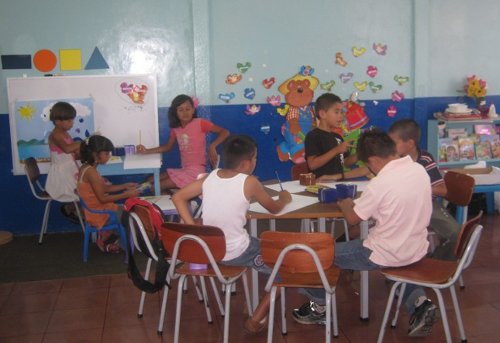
[208, 124, 230, 168]
[337, 198, 362, 225]
[245, 176, 292, 214]
[172, 177, 205, 224]
[307, 140, 352, 171]
[136, 135, 176, 154]
[318, 166, 372, 182]
[49, 131, 80, 154]
[85, 168, 140, 203]
[103, 182, 138, 194]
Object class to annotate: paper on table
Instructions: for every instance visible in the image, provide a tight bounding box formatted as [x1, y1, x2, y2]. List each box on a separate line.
[141, 195, 177, 214]
[107, 156, 122, 164]
[265, 180, 306, 193]
[469, 166, 500, 185]
[249, 194, 319, 216]
[123, 153, 161, 169]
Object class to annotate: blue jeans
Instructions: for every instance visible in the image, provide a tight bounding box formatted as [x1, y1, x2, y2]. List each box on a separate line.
[220, 236, 272, 275]
[301, 239, 425, 315]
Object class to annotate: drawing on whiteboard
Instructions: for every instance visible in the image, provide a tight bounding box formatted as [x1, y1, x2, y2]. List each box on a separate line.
[119, 81, 148, 105]
[15, 97, 94, 163]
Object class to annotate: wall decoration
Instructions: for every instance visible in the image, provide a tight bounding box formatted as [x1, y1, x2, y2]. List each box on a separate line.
[372, 43, 388, 55]
[368, 81, 383, 93]
[85, 47, 109, 70]
[354, 81, 368, 92]
[387, 105, 397, 117]
[391, 90, 405, 102]
[335, 52, 348, 67]
[1, 55, 32, 69]
[266, 95, 281, 106]
[366, 65, 378, 78]
[237, 62, 252, 73]
[352, 46, 366, 57]
[320, 80, 335, 91]
[339, 72, 354, 83]
[276, 66, 319, 164]
[260, 123, 271, 135]
[218, 92, 235, 103]
[345, 93, 369, 130]
[243, 88, 256, 100]
[120, 82, 148, 105]
[394, 75, 410, 86]
[59, 49, 82, 71]
[225, 73, 242, 85]
[262, 77, 276, 89]
[33, 50, 57, 72]
[244, 104, 261, 115]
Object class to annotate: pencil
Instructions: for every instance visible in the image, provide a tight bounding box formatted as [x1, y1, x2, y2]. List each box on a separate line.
[275, 170, 284, 191]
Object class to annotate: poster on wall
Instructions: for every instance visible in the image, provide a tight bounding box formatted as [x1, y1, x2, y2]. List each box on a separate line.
[7, 74, 159, 175]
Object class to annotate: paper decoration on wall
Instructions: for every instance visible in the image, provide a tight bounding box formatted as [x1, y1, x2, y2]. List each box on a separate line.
[225, 73, 242, 85]
[394, 75, 410, 86]
[387, 105, 397, 117]
[218, 92, 235, 103]
[373, 100, 379, 106]
[277, 105, 288, 116]
[300, 65, 315, 76]
[59, 49, 82, 71]
[335, 52, 348, 67]
[352, 46, 366, 57]
[339, 72, 354, 83]
[368, 81, 383, 93]
[120, 82, 149, 105]
[372, 43, 388, 55]
[85, 47, 109, 70]
[391, 90, 405, 102]
[32, 50, 57, 72]
[244, 104, 261, 115]
[366, 65, 378, 78]
[345, 93, 369, 130]
[262, 77, 276, 89]
[320, 80, 335, 91]
[1, 55, 32, 69]
[244, 88, 256, 99]
[237, 62, 251, 73]
[260, 123, 271, 134]
[266, 95, 281, 106]
[354, 81, 368, 92]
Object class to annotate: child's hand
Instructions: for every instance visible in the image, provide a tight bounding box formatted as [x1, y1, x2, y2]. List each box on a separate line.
[278, 190, 292, 204]
[136, 144, 147, 153]
[125, 188, 141, 198]
[208, 146, 219, 168]
[336, 140, 353, 154]
[124, 182, 138, 190]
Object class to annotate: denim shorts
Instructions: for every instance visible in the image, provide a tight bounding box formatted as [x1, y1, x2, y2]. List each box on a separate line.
[220, 236, 272, 275]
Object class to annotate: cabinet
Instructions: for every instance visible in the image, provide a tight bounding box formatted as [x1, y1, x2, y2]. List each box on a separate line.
[427, 118, 500, 167]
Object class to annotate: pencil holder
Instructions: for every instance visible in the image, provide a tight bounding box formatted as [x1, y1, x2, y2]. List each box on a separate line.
[318, 188, 339, 203]
[300, 173, 316, 186]
[336, 184, 357, 199]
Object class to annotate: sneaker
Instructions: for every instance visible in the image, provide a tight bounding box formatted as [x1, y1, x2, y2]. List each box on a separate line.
[408, 299, 438, 337]
[292, 301, 326, 325]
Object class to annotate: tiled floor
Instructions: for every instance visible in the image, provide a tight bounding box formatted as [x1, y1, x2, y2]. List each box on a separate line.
[1, 214, 499, 342]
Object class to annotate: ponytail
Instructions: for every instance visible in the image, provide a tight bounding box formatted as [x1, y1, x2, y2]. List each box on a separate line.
[80, 135, 114, 165]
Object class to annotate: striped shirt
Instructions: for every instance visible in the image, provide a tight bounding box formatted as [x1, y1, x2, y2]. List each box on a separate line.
[417, 149, 444, 189]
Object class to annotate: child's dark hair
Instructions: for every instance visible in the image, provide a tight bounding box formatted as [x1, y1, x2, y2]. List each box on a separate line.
[80, 135, 114, 165]
[222, 135, 257, 169]
[49, 102, 76, 123]
[357, 128, 396, 163]
[388, 119, 421, 144]
[168, 94, 197, 128]
[314, 93, 342, 118]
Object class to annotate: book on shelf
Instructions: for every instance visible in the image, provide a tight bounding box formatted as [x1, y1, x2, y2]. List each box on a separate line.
[485, 134, 500, 158]
[474, 124, 496, 135]
[475, 141, 492, 160]
[438, 138, 460, 162]
[458, 137, 476, 160]
[447, 127, 468, 140]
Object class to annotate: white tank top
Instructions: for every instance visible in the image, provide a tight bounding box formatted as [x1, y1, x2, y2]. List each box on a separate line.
[202, 169, 250, 260]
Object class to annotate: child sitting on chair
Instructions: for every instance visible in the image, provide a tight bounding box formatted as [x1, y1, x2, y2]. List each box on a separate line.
[77, 135, 140, 253]
[172, 134, 292, 333]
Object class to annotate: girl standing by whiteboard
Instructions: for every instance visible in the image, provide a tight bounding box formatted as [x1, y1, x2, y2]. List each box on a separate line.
[137, 94, 229, 193]
[45, 102, 81, 222]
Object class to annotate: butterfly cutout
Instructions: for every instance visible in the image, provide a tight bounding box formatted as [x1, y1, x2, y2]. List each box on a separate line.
[366, 65, 378, 78]
[218, 92, 235, 103]
[245, 104, 261, 115]
[354, 81, 368, 92]
[225, 73, 242, 85]
[277, 104, 290, 116]
[368, 81, 383, 93]
[266, 95, 281, 106]
[394, 75, 410, 86]
[244, 88, 256, 100]
[373, 43, 388, 55]
[335, 52, 348, 67]
[237, 62, 251, 73]
[391, 90, 405, 102]
[339, 72, 354, 83]
[387, 105, 397, 117]
[320, 80, 335, 91]
[262, 77, 276, 89]
[352, 46, 366, 57]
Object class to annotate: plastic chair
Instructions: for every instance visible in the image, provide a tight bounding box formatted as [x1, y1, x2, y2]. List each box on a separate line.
[24, 157, 84, 244]
[158, 222, 252, 343]
[260, 231, 341, 343]
[127, 205, 223, 320]
[377, 219, 484, 343]
[78, 196, 127, 262]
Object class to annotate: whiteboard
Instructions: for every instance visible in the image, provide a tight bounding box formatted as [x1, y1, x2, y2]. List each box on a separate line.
[7, 74, 159, 175]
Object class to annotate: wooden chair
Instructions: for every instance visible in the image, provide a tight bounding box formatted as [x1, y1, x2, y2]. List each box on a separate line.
[158, 222, 252, 343]
[24, 157, 84, 244]
[261, 231, 341, 343]
[444, 171, 476, 225]
[377, 214, 484, 343]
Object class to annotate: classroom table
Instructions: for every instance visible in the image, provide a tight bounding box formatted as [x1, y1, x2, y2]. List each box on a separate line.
[247, 180, 370, 320]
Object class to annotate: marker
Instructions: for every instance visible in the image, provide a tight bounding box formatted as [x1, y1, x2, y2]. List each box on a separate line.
[274, 170, 284, 191]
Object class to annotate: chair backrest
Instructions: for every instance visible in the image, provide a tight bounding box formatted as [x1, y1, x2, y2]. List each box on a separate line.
[128, 205, 158, 260]
[24, 157, 45, 197]
[260, 231, 334, 273]
[161, 222, 226, 264]
[454, 211, 483, 259]
[444, 171, 475, 206]
[291, 162, 310, 181]
[450, 224, 483, 284]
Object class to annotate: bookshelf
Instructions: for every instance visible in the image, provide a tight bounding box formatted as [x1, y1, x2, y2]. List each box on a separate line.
[427, 118, 500, 167]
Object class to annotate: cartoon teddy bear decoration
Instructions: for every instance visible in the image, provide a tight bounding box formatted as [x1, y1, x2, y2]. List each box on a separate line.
[276, 66, 319, 163]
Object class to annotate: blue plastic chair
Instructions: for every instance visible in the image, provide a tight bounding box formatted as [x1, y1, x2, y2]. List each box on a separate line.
[79, 196, 128, 262]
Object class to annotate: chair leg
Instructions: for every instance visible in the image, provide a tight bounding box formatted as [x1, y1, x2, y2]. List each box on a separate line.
[190, 276, 204, 301]
[377, 281, 401, 343]
[117, 224, 128, 263]
[73, 200, 85, 232]
[222, 282, 233, 343]
[280, 287, 286, 335]
[174, 275, 187, 343]
[199, 276, 213, 324]
[459, 275, 465, 289]
[331, 291, 339, 337]
[157, 279, 171, 336]
[391, 282, 406, 327]
[450, 285, 467, 342]
[83, 228, 91, 262]
[39, 200, 52, 244]
[137, 258, 152, 318]
[432, 288, 453, 343]
[209, 276, 225, 316]
[267, 286, 277, 343]
[242, 273, 253, 317]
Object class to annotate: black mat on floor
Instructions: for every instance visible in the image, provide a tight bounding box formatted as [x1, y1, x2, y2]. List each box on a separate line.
[0, 232, 147, 283]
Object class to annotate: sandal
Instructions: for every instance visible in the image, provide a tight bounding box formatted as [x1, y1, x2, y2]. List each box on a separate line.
[97, 232, 121, 253]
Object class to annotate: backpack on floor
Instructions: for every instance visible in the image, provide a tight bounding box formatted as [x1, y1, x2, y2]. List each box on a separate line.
[124, 197, 171, 293]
